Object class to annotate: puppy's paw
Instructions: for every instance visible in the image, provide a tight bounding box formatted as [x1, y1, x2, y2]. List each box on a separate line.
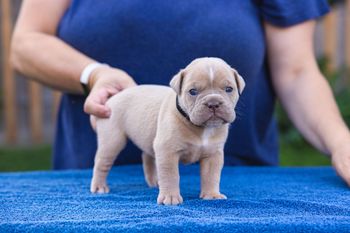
[157, 192, 183, 205]
[90, 179, 110, 194]
[200, 192, 227, 200]
[145, 175, 158, 188]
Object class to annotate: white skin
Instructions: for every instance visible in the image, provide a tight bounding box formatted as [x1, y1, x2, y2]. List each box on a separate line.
[11, 1, 350, 185]
[11, 0, 136, 117]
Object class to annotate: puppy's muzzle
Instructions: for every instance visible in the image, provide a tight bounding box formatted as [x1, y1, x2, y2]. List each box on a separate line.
[189, 93, 235, 127]
[205, 100, 223, 112]
[203, 94, 225, 112]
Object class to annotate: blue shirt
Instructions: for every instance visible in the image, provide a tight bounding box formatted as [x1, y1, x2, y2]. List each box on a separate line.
[54, 0, 329, 169]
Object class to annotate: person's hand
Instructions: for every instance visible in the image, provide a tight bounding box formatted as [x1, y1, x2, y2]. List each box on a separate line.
[331, 137, 350, 186]
[83, 66, 136, 117]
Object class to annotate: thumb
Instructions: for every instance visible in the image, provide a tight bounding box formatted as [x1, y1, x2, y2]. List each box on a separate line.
[84, 88, 111, 118]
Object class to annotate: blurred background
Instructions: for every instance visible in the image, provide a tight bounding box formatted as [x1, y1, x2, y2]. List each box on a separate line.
[0, 0, 349, 171]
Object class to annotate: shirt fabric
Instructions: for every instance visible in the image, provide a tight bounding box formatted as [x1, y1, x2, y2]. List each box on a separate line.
[54, 0, 329, 169]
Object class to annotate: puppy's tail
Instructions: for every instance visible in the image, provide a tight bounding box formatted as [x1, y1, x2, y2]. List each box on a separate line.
[90, 115, 97, 132]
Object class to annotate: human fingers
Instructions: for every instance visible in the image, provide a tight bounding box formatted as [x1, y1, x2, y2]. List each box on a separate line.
[332, 143, 350, 186]
[84, 67, 136, 118]
[84, 88, 112, 118]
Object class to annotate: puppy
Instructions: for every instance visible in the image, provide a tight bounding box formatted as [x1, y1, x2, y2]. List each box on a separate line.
[90, 57, 245, 205]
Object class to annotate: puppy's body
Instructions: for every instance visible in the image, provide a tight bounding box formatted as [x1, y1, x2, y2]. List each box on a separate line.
[99, 85, 171, 157]
[91, 57, 245, 205]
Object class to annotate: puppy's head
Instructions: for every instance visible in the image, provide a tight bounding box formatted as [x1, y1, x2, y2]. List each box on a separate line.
[170, 57, 245, 128]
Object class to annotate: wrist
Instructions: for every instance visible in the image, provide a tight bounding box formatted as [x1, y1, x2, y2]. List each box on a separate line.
[329, 131, 350, 155]
[80, 62, 109, 94]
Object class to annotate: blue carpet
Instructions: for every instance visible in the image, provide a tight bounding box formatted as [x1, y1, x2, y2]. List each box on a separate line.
[1, 165, 350, 232]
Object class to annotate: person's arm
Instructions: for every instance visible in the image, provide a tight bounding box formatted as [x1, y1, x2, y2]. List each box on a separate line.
[11, 0, 136, 117]
[264, 20, 350, 185]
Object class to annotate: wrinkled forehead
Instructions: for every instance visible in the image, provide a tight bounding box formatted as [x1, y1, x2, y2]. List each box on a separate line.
[184, 60, 235, 86]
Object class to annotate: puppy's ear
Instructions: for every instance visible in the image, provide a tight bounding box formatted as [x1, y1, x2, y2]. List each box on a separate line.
[232, 69, 245, 94]
[170, 69, 185, 95]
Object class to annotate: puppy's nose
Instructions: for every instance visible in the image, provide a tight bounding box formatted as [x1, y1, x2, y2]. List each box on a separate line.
[205, 101, 222, 111]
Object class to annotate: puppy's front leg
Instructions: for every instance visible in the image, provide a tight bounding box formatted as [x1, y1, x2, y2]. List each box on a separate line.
[156, 154, 183, 205]
[200, 151, 227, 200]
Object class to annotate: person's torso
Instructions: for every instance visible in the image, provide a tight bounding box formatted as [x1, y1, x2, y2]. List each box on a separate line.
[58, 0, 266, 85]
[54, 0, 278, 169]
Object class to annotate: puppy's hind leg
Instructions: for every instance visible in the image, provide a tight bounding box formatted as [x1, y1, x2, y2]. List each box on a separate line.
[142, 153, 158, 188]
[91, 128, 127, 194]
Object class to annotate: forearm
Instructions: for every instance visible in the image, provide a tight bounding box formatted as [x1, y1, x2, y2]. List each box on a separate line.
[11, 32, 94, 94]
[11, 0, 137, 119]
[275, 68, 350, 155]
[265, 20, 350, 185]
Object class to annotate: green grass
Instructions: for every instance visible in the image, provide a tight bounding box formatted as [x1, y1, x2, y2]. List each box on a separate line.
[280, 142, 331, 166]
[0, 145, 52, 172]
[0, 141, 331, 172]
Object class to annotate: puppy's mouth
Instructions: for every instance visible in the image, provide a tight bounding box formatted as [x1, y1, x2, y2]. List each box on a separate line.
[185, 99, 236, 127]
[202, 113, 230, 127]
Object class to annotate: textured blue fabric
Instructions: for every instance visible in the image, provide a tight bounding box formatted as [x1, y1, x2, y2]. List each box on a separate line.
[54, 0, 329, 169]
[1, 165, 350, 232]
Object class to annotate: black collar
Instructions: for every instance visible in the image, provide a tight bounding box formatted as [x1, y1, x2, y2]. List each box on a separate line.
[176, 96, 191, 122]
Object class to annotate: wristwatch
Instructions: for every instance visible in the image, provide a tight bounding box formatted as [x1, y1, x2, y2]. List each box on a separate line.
[80, 63, 109, 95]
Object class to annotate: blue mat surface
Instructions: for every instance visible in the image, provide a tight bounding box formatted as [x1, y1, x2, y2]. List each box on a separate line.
[1, 165, 350, 232]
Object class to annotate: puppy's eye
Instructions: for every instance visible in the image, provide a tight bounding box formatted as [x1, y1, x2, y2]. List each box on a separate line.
[189, 88, 199, 96]
[225, 86, 233, 93]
